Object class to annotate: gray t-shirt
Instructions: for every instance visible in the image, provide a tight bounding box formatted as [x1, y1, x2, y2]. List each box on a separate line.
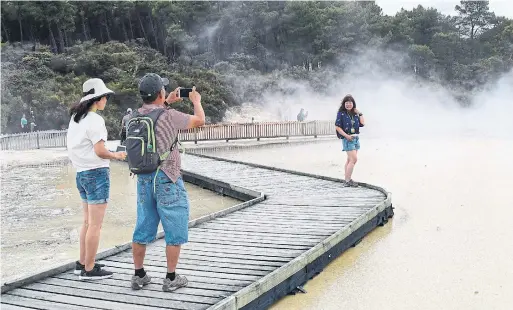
[121, 114, 131, 131]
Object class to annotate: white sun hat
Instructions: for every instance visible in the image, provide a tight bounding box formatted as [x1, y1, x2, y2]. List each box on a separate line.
[80, 78, 115, 103]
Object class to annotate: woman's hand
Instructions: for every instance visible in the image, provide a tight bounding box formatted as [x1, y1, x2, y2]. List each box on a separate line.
[346, 135, 354, 142]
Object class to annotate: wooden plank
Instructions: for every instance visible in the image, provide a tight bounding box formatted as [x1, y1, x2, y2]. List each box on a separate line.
[105, 256, 278, 272]
[19, 283, 207, 310]
[1, 294, 94, 310]
[35, 278, 219, 305]
[0, 302, 42, 310]
[93, 265, 256, 286]
[221, 214, 358, 225]
[6, 288, 165, 310]
[194, 223, 335, 236]
[100, 260, 261, 281]
[180, 242, 307, 257]
[99, 258, 269, 277]
[230, 213, 363, 221]
[187, 237, 312, 250]
[188, 232, 321, 246]
[159, 246, 301, 260]
[232, 210, 366, 218]
[208, 218, 346, 230]
[55, 273, 243, 294]
[48, 275, 230, 299]
[144, 247, 294, 262]
[189, 229, 324, 242]
[115, 251, 286, 267]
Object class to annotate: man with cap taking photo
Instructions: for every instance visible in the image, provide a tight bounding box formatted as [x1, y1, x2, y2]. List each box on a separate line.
[129, 73, 205, 292]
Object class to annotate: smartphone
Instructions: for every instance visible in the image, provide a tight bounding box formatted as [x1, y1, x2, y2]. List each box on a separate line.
[178, 88, 193, 98]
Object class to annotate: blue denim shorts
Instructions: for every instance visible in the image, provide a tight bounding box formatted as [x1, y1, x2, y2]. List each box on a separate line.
[133, 170, 190, 246]
[342, 136, 360, 151]
[76, 167, 110, 205]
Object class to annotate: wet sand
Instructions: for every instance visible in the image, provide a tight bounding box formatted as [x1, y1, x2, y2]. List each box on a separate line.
[208, 137, 513, 310]
[1, 152, 240, 283]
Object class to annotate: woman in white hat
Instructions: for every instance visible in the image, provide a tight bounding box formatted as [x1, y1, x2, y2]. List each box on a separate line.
[67, 78, 126, 280]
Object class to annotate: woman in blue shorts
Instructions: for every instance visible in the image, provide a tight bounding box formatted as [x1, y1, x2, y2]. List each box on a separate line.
[335, 94, 365, 187]
[67, 78, 126, 280]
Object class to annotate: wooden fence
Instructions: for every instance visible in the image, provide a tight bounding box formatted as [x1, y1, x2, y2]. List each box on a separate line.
[0, 130, 68, 151]
[0, 120, 334, 150]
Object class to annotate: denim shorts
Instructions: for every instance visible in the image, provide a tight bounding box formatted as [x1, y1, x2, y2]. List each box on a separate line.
[133, 170, 190, 246]
[76, 167, 110, 205]
[342, 136, 360, 151]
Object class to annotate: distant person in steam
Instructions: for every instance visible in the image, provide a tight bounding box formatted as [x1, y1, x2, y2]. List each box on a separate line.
[297, 108, 308, 122]
[335, 94, 365, 187]
[20, 114, 28, 132]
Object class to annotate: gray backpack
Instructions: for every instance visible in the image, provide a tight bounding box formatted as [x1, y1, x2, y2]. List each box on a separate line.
[125, 108, 177, 174]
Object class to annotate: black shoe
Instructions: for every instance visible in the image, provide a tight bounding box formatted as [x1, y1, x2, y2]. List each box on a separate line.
[79, 265, 113, 280]
[74, 261, 106, 275]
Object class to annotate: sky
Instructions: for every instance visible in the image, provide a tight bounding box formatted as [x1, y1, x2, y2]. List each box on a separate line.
[375, 0, 513, 18]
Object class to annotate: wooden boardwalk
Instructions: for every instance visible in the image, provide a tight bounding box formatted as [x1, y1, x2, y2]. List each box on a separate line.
[1, 153, 393, 310]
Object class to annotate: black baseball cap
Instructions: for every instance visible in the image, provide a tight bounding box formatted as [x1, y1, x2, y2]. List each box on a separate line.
[138, 73, 169, 100]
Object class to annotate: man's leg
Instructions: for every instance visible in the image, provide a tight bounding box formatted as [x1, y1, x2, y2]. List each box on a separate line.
[156, 173, 190, 291]
[165, 245, 181, 273]
[131, 173, 159, 290]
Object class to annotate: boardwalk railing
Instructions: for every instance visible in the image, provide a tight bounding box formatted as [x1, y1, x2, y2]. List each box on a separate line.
[1, 120, 335, 150]
[0, 130, 68, 151]
[180, 120, 334, 143]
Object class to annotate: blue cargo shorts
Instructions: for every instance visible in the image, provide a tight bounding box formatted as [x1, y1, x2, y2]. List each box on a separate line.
[133, 170, 190, 246]
[342, 135, 360, 151]
[76, 167, 110, 205]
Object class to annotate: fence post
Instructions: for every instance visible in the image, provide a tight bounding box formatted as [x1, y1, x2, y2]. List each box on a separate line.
[314, 121, 318, 138]
[194, 128, 198, 144]
[36, 131, 40, 149]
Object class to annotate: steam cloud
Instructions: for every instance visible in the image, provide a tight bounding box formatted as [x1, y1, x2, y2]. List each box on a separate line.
[223, 48, 513, 140]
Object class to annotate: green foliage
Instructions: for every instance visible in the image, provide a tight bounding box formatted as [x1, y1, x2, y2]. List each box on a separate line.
[1, 41, 236, 136]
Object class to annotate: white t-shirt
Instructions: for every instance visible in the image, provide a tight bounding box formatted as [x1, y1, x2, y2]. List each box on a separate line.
[67, 112, 109, 172]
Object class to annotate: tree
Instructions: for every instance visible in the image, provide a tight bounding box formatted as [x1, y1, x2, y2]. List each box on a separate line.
[455, 1, 495, 40]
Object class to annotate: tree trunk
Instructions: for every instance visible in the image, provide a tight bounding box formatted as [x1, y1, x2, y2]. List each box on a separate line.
[2, 18, 11, 42]
[137, 13, 149, 45]
[30, 25, 35, 49]
[99, 26, 104, 43]
[81, 14, 89, 41]
[160, 24, 167, 57]
[121, 19, 129, 42]
[18, 17, 23, 42]
[57, 27, 65, 52]
[148, 14, 159, 51]
[128, 15, 134, 40]
[48, 22, 58, 53]
[103, 12, 111, 41]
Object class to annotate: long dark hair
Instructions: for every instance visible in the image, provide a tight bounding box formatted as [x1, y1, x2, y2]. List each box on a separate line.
[69, 97, 103, 123]
[338, 94, 357, 116]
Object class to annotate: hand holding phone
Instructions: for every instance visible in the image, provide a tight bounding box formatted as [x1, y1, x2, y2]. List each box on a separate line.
[178, 87, 193, 98]
[165, 87, 182, 105]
